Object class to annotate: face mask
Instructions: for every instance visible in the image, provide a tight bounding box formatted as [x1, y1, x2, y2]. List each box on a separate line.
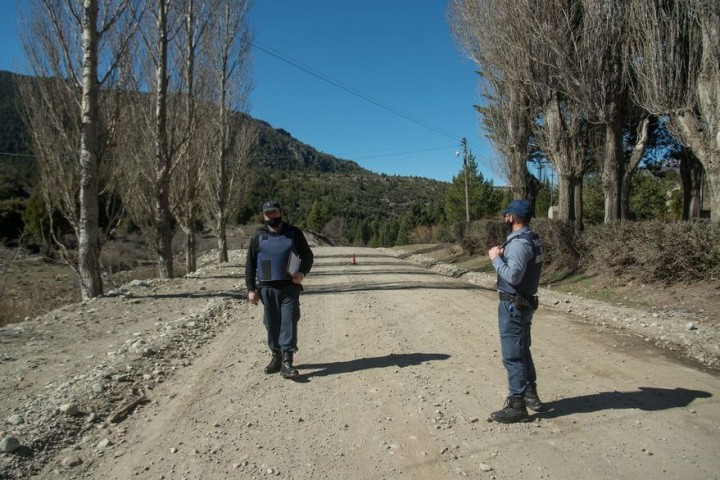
[266, 217, 283, 228]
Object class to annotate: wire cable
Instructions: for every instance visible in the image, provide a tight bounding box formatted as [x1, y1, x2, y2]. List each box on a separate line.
[250, 41, 464, 143]
[350, 145, 457, 160]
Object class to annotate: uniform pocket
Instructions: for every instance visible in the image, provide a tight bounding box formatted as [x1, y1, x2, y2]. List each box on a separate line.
[260, 259, 271, 280]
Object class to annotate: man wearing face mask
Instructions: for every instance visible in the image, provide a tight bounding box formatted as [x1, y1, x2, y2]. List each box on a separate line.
[245, 201, 314, 378]
[487, 199, 544, 423]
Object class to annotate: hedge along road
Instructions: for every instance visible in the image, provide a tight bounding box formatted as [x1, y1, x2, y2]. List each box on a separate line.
[71, 246, 719, 480]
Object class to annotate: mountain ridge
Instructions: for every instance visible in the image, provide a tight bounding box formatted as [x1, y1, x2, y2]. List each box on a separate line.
[0, 69, 448, 245]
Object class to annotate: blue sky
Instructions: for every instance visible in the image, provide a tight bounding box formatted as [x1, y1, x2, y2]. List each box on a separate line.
[0, 0, 501, 184]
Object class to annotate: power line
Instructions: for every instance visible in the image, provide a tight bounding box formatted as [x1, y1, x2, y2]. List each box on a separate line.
[250, 42, 497, 173]
[250, 41, 464, 142]
[348, 145, 456, 160]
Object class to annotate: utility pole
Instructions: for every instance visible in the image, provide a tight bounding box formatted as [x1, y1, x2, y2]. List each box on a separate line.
[461, 137, 470, 223]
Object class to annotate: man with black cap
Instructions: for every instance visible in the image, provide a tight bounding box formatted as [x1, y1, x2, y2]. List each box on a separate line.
[245, 201, 314, 378]
[487, 199, 544, 422]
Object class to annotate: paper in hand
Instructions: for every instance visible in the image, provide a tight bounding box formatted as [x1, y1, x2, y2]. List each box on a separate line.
[287, 252, 301, 276]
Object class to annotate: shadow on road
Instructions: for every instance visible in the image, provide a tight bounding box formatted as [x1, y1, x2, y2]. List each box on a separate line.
[302, 282, 488, 294]
[127, 291, 245, 301]
[307, 269, 438, 277]
[294, 352, 451, 382]
[539, 387, 712, 418]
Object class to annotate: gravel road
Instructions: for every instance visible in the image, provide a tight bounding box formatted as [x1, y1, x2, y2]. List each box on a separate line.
[1, 246, 719, 479]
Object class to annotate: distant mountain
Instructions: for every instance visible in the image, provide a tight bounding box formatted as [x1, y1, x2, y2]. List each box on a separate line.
[242, 117, 447, 232]
[0, 71, 32, 155]
[250, 118, 365, 174]
[0, 70, 448, 245]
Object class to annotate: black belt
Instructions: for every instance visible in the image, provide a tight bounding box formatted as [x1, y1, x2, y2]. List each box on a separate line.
[499, 291, 539, 310]
[498, 292, 516, 302]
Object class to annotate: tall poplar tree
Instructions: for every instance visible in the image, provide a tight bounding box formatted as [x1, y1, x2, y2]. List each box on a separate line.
[21, 0, 135, 299]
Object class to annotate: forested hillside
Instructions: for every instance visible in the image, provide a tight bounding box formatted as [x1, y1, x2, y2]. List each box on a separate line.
[0, 71, 31, 155]
[0, 70, 447, 246]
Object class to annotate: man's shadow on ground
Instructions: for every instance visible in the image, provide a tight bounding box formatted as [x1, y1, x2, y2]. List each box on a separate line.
[293, 352, 450, 382]
[538, 387, 712, 418]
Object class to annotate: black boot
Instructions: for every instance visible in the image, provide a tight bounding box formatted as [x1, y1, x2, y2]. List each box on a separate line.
[490, 396, 530, 423]
[281, 351, 299, 378]
[524, 386, 544, 412]
[264, 350, 281, 374]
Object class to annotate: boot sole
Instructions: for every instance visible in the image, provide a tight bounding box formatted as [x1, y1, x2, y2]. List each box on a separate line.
[281, 372, 299, 378]
[489, 413, 531, 423]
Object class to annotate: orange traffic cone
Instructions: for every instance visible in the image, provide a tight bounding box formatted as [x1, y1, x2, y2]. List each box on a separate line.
[351, 253, 357, 265]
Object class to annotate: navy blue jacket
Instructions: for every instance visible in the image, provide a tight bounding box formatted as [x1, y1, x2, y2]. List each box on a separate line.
[245, 223, 314, 291]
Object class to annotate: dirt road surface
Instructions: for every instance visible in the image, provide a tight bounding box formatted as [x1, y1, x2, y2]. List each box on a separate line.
[2, 246, 719, 479]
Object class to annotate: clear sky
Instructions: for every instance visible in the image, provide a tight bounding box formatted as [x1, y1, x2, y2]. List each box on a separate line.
[0, 0, 501, 184]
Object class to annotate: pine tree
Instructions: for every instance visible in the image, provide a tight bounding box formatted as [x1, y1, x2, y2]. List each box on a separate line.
[395, 211, 415, 245]
[444, 152, 500, 223]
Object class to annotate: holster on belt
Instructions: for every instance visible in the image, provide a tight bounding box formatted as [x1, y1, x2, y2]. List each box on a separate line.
[499, 292, 539, 311]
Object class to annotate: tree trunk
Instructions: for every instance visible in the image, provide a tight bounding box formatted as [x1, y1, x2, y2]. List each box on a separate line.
[557, 173, 573, 222]
[674, 112, 719, 221]
[573, 178, 584, 230]
[78, 0, 103, 300]
[621, 116, 651, 220]
[155, 184, 174, 278]
[182, 0, 198, 275]
[184, 225, 196, 273]
[217, 215, 228, 263]
[707, 173, 720, 222]
[506, 87, 532, 200]
[543, 93, 574, 222]
[602, 112, 624, 222]
[155, 0, 173, 278]
[680, 149, 704, 220]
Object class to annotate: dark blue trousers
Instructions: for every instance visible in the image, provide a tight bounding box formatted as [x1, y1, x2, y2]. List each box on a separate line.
[259, 283, 301, 352]
[498, 300, 537, 397]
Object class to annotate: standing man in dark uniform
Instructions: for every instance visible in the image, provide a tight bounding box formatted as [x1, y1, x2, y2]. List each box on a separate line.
[245, 201, 314, 378]
[488, 199, 544, 423]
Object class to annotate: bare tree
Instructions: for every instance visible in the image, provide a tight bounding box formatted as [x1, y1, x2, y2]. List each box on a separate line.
[627, 0, 720, 220]
[513, 0, 594, 225]
[529, 1, 649, 223]
[171, 0, 214, 273]
[532, 94, 595, 226]
[20, 0, 135, 299]
[202, 0, 254, 263]
[573, 1, 631, 222]
[449, 0, 536, 203]
[475, 85, 537, 202]
[147, 0, 175, 278]
[452, 0, 650, 223]
[121, 0, 199, 278]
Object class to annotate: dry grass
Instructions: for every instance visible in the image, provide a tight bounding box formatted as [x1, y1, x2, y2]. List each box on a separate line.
[0, 225, 258, 327]
[581, 220, 720, 284]
[0, 253, 80, 327]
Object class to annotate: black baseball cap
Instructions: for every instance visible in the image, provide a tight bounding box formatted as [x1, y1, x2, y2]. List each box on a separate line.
[262, 200, 281, 213]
